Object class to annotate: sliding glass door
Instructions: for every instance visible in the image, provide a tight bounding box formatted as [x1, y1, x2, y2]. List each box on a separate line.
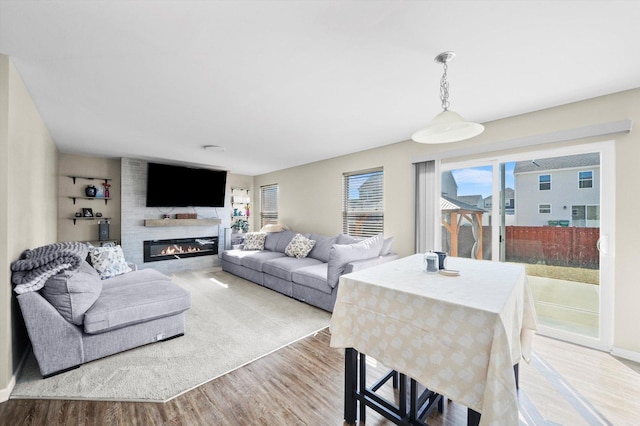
[440, 143, 614, 348]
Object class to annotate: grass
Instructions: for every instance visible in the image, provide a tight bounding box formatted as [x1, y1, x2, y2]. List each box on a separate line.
[520, 263, 599, 285]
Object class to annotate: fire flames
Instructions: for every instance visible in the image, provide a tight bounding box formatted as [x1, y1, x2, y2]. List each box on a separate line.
[160, 245, 201, 255]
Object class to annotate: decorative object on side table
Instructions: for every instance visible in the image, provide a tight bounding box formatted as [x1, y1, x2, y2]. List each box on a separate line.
[231, 218, 249, 233]
[85, 185, 97, 197]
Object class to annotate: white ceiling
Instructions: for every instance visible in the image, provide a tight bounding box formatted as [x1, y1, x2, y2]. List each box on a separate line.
[1, 1, 639, 176]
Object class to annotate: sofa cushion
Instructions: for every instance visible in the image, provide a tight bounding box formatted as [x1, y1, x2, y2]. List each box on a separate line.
[307, 234, 338, 263]
[262, 256, 323, 281]
[264, 231, 283, 251]
[327, 234, 384, 288]
[274, 230, 300, 253]
[291, 263, 332, 295]
[40, 261, 103, 325]
[83, 279, 191, 334]
[221, 249, 259, 266]
[285, 234, 316, 259]
[243, 232, 267, 250]
[88, 245, 132, 279]
[102, 268, 171, 290]
[240, 251, 287, 272]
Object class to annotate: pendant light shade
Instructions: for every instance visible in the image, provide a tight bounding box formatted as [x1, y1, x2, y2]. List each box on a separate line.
[412, 51, 484, 144]
[411, 110, 484, 144]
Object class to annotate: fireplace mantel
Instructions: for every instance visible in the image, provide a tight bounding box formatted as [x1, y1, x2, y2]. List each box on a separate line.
[144, 218, 222, 227]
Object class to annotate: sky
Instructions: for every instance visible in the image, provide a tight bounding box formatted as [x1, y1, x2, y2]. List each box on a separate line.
[451, 163, 515, 198]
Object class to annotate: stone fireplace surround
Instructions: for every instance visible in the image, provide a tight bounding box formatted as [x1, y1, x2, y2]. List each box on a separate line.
[121, 158, 230, 275]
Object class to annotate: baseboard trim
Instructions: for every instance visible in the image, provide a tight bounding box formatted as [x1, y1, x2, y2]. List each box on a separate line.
[611, 346, 640, 364]
[0, 374, 16, 403]
[0, 345, 30, 402]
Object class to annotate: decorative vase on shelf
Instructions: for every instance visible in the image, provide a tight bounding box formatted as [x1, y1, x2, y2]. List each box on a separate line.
[85, 185, 97, 197]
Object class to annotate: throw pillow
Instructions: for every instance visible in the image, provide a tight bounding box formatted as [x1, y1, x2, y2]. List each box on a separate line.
[41, 261, 103, 325]
[380, 236, 395, 255]
[327, 234, 384, 288]
[285, 233, 316, 259]
[243, 232, 267, 250]
[88, 245, 132, 279]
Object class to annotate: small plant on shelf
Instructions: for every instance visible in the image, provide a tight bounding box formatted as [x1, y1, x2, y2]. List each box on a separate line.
[231, 219, 249, 233]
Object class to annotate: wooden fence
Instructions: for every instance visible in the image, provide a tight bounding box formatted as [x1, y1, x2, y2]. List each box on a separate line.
[442, 225, 600, 269]
[505, 226, 599, 269]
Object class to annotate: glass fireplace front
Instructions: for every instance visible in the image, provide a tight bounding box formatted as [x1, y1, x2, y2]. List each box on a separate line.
[143, 236, 218, 262]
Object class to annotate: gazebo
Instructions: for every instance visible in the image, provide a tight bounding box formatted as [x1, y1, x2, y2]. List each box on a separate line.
[441, 195, 486, 259]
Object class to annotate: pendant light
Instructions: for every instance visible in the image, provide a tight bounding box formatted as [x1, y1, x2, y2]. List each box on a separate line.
[412, 51, 484, 144]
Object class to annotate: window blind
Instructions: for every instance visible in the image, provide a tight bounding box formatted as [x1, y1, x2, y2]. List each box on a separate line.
[342, 168, 383, 237]
[260, 184, 278, 228]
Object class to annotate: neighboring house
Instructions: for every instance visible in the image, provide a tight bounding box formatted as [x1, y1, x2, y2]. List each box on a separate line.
[513, 153, 600, 227]
[441, 171, 458, 199]
[483, 188, 515, 214]
[483, 187, 516, 226]
[457, 195, 484, 209]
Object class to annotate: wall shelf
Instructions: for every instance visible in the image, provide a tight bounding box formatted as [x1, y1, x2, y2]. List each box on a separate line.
[71, 217, 111, 225]
[68, 175, 111, 184]
[144, 218, 222, 227]
[231, 188, 250, 232]
[69, 196, 111, 205]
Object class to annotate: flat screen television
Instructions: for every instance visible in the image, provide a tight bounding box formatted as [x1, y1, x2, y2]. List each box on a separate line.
[146, 162, 227, 207]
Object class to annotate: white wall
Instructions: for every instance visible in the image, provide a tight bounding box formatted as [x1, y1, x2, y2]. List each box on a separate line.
[254, 88, 640, 355]
[0, 55, 58, 401]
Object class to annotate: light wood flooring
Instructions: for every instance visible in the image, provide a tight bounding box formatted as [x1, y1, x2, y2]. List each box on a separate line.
[1, 328, 639, 425]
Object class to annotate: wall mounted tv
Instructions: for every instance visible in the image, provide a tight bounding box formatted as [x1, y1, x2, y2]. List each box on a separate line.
[146, 162, 227, 207]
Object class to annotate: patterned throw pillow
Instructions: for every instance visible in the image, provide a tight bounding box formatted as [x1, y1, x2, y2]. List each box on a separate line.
[285, 234, 316, 259]
[88, 245, 132, 280]
[243, 232, 267, 250]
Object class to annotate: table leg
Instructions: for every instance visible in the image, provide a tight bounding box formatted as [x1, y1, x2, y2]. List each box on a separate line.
[467, 409, 481, 426]
[345, 348, 357, 424]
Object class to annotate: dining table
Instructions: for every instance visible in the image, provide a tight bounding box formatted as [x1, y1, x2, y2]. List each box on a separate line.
[329, 254, 538, 426]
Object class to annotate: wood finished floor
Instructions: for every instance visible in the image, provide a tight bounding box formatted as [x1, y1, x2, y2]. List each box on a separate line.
[2, 328, 640, 425]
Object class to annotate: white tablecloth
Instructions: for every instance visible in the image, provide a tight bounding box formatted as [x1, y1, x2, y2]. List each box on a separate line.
[330, 255, 537, 426]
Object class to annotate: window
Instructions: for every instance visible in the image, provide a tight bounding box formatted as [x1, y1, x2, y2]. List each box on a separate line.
[260, 184, 278, 228]
[539, 203, 551, 214]
[572, 204, 600, 227]
[579, 170, 593, 188]
[342, 168, 383, 237]
[539, 174, 551, 190]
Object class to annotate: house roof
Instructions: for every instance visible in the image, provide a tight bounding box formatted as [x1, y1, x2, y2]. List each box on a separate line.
[441, 195, 485, 213]
[456, 195, 483, 206]
[514, 153, 600, 174]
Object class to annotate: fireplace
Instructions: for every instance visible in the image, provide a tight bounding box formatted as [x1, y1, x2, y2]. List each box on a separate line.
[143, 236, 218, 262]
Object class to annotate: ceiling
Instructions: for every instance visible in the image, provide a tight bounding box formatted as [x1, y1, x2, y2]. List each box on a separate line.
[1, 1, 639, 176]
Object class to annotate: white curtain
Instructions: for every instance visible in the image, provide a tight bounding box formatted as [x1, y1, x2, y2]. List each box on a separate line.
[414, 160, 440, 254]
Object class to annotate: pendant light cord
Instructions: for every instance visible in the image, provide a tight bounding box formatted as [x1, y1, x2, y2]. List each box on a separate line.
[440, 62, 450, 111]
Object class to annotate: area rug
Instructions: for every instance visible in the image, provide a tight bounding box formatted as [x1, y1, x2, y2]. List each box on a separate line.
[10, 268, 331, 402]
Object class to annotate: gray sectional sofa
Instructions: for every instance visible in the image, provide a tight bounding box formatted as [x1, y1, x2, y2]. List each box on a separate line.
[221, 231, 398, 312]
[15, 254, 191, 378]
